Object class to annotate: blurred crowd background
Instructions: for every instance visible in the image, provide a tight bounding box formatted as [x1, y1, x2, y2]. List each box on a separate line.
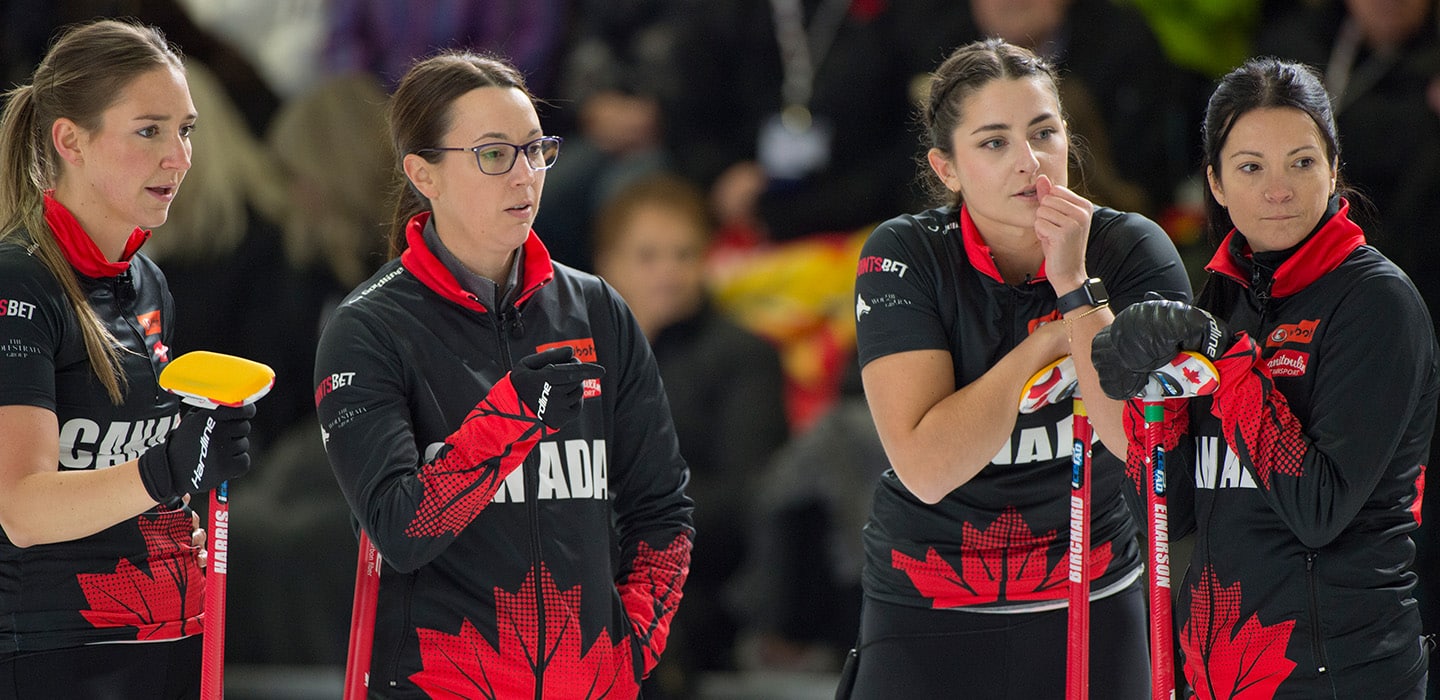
[3, 0, 1438, 697]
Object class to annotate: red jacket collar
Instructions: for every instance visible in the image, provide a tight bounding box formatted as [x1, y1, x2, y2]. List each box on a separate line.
[42, 191, 149, 278]
[959, 204, 1047, 285]
[398, 211, 555, 313]
[1205, 198, 1365, 297]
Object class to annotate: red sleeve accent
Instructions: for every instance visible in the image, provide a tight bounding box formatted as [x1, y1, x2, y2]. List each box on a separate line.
[1411, 464, 1425, 526]
[617, 533, 693, 674]
[1123, 397, 1190, 494]
[404, 374, 547, 538]
[1209, 333, 1308, 489]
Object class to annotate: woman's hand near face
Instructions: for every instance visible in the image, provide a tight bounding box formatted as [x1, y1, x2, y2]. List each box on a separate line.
[1033, 174, 1093, 293]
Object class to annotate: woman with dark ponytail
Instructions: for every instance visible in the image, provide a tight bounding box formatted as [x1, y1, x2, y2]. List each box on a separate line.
[0, 19, 257, 698]
[1095, 57, 1435, 699]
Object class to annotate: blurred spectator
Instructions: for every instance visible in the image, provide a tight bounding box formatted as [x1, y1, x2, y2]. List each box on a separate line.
[173, 0, 329, 98]
[592, 173, 790, 695]
[1122, 0, 1267, 79]
[666, 0, 921, 243]
[728, 359, 885, 674]
[896, 0, 1199, 219]
[147, 59, 290, 453]
[321, 0, 569, 92]
[533, 0, 700, 270]
[225, 73, 394, 666]
[1, 0, 282, 134]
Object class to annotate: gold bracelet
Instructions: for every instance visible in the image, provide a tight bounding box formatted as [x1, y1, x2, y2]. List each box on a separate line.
[1062, 302, 1110, 341]
[1070, 302, 1110, 321]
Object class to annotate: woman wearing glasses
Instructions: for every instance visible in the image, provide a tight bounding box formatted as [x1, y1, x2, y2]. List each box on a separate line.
[314, 51, 693, 698]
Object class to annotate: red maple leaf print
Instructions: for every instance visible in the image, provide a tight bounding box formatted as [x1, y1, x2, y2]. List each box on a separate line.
[618, 534, 692, 673]
[78, 508, 204, 639]
[406, 377, 545, 538]
[1181, 566, 1297, 699]
[1212, 335, 1306, 489]
[1122, 398, 1189, 489]
[411, 565, 640, 699]
[891, 506, 1112, 606]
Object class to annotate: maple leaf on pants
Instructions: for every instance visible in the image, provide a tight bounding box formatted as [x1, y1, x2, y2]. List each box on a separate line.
[1181, 565, 1297, 699]
[411, 564, 640, 699]
[891, 506, 1112, 606]
[77, 508, 204, 639]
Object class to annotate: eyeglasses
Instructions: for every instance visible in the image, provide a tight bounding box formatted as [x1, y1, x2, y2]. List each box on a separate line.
[417, 136, 563, 175]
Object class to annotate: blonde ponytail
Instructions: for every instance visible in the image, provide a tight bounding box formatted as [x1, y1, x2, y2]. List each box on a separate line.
[0, 20, 185, 403]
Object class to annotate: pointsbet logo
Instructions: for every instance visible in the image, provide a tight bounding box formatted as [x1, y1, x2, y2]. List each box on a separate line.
[856, 255, 909, 278]
[0, 298, 37, 320]
[314, 371, 358, 406]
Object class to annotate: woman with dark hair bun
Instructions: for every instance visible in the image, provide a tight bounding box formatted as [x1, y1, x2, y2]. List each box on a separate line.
[313, 50, 693, 698]
[844, 38, 1189, 698]
[1095, 57, 1436, 699]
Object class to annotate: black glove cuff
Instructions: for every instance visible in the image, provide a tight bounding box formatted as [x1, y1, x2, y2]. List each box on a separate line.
[136, 449, 174, 503]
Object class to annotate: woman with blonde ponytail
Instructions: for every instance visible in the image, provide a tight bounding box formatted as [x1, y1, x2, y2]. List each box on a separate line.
[0, 19, 258, 698]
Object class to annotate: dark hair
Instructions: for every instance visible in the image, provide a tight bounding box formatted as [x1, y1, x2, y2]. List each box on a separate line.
[1200, 57, 1345, 244]
[592, 172, 713, 258]
[1195, 57, 1357, 315]
[0, 19, 184, 402]
[919, 38, 1064, 207]
[385, 51, 532, 258]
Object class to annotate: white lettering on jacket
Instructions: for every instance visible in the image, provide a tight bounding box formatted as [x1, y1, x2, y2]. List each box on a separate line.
[992, 415, 1086, 465]
[1193, 436, 1257, 489]
[492, 439, 608, 502]
[58, 415, 179, 469]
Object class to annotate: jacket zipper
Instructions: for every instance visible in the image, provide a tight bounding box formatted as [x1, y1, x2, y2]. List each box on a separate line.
[387, 572, 419, 689]
[1304, 551, 1331, 677]
[498, 307, 548, 698]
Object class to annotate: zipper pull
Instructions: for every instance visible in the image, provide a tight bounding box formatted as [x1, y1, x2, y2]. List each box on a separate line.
[501, 309, 524, 338]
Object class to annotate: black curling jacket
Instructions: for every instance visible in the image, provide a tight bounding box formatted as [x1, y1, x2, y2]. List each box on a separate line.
[0, 194, 197, 655]
[854, 204, 1189, 612]
[1149, 199, 1435, 699]
[315, 213, 694, 698]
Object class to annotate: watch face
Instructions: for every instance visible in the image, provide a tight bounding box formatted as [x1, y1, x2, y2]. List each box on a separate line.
[1087, 279, 1108, 303]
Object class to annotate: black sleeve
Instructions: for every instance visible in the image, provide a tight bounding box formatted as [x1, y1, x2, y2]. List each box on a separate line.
[853, 216, 950, 368]
[1088, 210, 1193, 310]
[314, 307, 547, 572]
[1213, 272, 1438, 548]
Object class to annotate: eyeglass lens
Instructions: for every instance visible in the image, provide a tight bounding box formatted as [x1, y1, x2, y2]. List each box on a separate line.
[474, 138, 561, 175]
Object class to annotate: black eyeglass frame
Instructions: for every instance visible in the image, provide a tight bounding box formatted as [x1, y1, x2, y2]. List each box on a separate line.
[415, 136, 564, 175]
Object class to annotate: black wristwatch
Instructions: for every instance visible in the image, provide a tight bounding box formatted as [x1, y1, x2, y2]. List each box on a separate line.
[1056, 277, 1109, 314]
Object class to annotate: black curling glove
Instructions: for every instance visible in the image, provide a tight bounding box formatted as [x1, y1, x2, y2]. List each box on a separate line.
[1107, 294, 1230, 373]
[1092, 326, 1150, 400]
[138, 403, 256, 502]
[509, 346, 606, 430]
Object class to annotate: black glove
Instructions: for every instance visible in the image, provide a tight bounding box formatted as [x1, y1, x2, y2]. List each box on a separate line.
[1092, 326, 1149, 400]
[1108, 295, 1230, 374]
[138, 403, 256, 502]
[510, 346, 606, 430]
